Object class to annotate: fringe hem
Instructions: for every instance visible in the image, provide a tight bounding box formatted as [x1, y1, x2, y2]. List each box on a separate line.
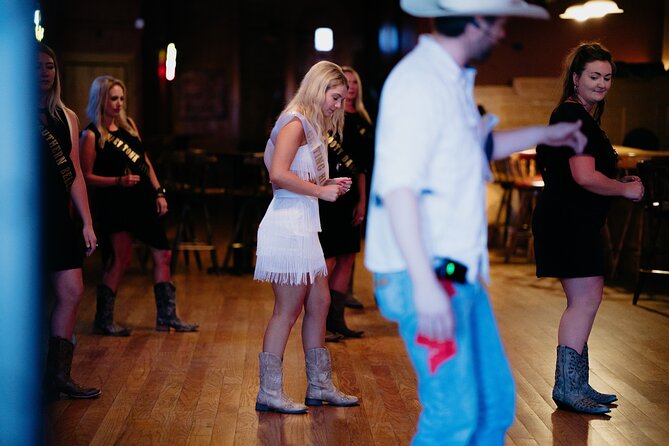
[254, 266, 328, 286]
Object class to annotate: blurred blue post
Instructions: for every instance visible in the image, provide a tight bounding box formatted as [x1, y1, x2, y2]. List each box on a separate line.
[0, 2, 43, 445]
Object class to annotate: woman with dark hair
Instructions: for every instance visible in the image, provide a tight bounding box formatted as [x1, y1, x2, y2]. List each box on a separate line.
[532, 42, 644, 414]
[254, 61, 359, 414]
[80, 75, 198, 336]
[39, 43, 101, 399]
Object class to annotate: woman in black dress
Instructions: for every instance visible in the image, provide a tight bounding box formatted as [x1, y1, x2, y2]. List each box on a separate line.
[80, 75, 198, 336]
[319, 66, 373, 339]
[532, 43, 644, 414]
[39, 44, 100, 399]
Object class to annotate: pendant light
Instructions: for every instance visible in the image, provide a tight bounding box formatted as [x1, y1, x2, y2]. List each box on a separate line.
[560, 1, 623, 21]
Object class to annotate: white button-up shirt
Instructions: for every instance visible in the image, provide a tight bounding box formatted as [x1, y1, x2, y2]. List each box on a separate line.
[364, 34, 494, 284]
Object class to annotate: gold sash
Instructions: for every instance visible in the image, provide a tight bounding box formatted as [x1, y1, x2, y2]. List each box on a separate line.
[40, 123, 74, 190]
[326, 131, 358, 175]
[105, 132, 150, 177]
[264, 111, 329, 186]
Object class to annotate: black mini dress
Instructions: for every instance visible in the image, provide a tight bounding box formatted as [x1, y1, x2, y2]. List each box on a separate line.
[531, 102, 618, 278]
[42, 107, 85, 272]
[87, 123, 169, 250]
[318, 112, 373, 258]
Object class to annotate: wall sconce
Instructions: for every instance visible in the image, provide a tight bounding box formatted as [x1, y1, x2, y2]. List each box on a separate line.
[560, 0, 623, 21]
[314, 28, 334, 52]
[34, 10, 44, 42]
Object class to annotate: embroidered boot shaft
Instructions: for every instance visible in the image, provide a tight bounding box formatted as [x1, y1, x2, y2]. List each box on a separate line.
[255, 352, 308, 414]
[553, 345, 610, 414]
[581, 344, 617, 404]
[304, 347, 359, 407]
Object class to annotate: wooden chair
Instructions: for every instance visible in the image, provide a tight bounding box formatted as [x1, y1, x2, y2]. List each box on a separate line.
[633, 159, 669, 304]
[490, 159, 515, 249]
[504, 151, 544, 263]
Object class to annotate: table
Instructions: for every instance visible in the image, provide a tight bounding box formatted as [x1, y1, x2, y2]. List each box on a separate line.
[613, 145, 669, 173]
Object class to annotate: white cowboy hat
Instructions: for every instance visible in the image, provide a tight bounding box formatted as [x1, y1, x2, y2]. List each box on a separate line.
[400, 0, 550, 19]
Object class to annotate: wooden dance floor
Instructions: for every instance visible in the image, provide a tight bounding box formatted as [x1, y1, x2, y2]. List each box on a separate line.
[45, 251, 669, 445]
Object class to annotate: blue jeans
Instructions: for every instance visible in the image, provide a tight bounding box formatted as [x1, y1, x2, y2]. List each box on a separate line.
[374, 271, 515, 446]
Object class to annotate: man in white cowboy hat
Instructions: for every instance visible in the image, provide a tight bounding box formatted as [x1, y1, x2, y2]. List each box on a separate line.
[365, 0, 588, 444]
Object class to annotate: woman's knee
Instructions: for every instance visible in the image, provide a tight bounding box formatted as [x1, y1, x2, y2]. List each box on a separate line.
[112, 247, 133, 270]
[568, 293, 602, 312]
[271, 310, 301, 329]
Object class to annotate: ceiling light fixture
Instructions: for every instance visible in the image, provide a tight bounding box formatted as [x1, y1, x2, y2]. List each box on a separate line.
[560, 0, 623, 21]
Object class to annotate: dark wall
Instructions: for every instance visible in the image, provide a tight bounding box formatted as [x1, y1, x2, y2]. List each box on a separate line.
[476, 0, 665, 84]
[39, 0, 665, 151]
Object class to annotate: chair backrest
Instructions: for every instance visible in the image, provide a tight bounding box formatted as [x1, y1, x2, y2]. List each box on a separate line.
[491, 151, 540, 184]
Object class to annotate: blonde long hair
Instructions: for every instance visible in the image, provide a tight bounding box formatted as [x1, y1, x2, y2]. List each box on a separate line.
[341, 66, 371, 125]
[282, 61, 348, 140]
[38, 44, 66, 121]
[85, 75, 138, 147]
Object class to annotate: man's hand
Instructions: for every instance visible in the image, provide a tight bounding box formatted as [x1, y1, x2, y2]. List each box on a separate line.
[543, 120, 586, 154]
[413, 277, 454, 342]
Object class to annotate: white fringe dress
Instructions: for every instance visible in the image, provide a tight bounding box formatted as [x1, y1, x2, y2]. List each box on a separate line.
[254, 112, 328, 286]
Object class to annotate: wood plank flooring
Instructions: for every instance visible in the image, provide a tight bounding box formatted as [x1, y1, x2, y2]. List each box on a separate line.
[45, 251, 669, 445]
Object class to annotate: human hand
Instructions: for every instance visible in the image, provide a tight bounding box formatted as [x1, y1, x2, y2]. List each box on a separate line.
[351, 201, 366, 226]
[120, 174, 141, 187]
[332, 177, 352, 195]
[318, 184, 343, 202]
[82, 224, 97, 257]
[413, 277, 454, 342]
[156, 196, 168, 216]
[543, 120, 586, 154]
[622, 179, 644, 202]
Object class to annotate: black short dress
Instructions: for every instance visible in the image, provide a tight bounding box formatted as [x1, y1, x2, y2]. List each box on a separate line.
[531, 102, 618, 278]
[318, 112, 373, 258]
[86, 123, 169, 250]
[42, 107, 85, 272]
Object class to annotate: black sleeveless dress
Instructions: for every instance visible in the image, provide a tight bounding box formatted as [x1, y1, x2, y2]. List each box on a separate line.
[43, 107, 84, 272]
[531, 102, 618, 278]
[318, 112, 373, 258]
[86, 123, 169, 250]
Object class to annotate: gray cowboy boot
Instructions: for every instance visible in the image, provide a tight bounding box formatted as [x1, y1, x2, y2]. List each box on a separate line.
[94, 284, 131, 336]
[255, 352, 308, 414]
[581, 344, 617, 404]
[154, 282, 199, 332]
[304, 347, 359, 407]
[553, 345, 610, 414]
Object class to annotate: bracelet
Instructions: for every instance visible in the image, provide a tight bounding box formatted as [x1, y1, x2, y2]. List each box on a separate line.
[116, 176, 122, 186]
[155, 186, 167, 198]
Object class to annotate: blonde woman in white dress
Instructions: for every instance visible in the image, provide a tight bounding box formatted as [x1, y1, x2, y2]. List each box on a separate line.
[254, 61, 360, 414]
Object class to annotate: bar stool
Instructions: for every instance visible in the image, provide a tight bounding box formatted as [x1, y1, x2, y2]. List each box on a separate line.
[167, 148, 222, 274]
[504, 150, 544, 263]
[633, 159, 669, 304]
[221, 152, 271, 274]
